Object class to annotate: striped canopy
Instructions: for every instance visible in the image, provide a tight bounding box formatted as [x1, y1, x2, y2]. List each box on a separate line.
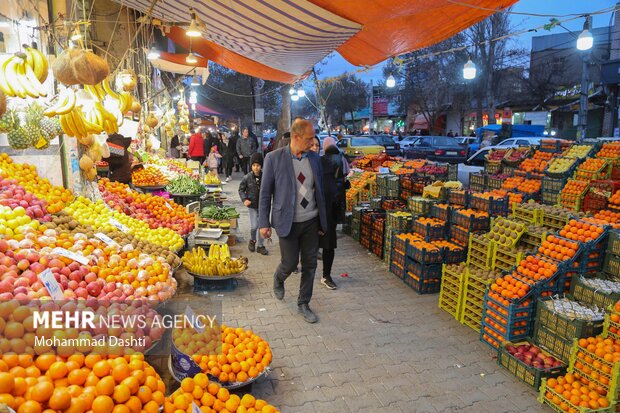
[120, 0, 516, 83]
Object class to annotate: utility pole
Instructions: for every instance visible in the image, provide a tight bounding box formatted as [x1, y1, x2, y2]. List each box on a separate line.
[252, 78, 264, 155]
[368, 80, 373, 134]
[577, 16, 592, 140]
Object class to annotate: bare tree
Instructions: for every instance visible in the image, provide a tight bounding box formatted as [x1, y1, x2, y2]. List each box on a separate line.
[276, 84, 292, 143]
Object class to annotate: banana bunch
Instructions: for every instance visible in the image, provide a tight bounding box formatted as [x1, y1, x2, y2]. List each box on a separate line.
[43, 88, 76, 116]
[84, 78, 132, 115]
[84, 102, 119, 134]
[59, 106, 104, 139]
[204, 173, 221, 185]
[208, 244, 231, 260]
[0, 49, 49, 98]
[182, 247, 248, 276]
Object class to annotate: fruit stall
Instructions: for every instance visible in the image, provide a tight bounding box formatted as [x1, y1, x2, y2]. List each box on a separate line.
[345, 141, 620, 412]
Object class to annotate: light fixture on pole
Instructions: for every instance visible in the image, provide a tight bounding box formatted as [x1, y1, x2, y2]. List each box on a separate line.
[386, 74, 396, 88]
[291, 91, 299, 101]
[186, 52, 197, 64]
[191, 72, 200, 86]
[463, 58, 476, 80]
[147, 47, 160, 60]
[576, 18, 593, 51]
[70, 27, 83, 41]
[186, 9, 201, 37]
[288, 87, 295, 95]
[297, 88, 305, 97]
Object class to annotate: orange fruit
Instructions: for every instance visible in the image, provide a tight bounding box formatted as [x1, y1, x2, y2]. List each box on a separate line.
[113, 384, 131, 403]
[121, 376, 139, 394]
[0, 371, 15, 393]
[112, 364, 131, 383]
[125, 396, 142, 413]
[48, 362, 68, 380]
[96, 376, 116, 396]
[31, 381, 54, 402]
[93, 361, 111, 378]
[113, 405, 131, 413]
[143, 400, 159, 413]
[18, 400, 42, 413]
[92, 395, 115, 413]
[180, 378, 194, 393]
[137, 385, 152, 404]
[217, 387, 230, 402]
[48, 388, 71, 410]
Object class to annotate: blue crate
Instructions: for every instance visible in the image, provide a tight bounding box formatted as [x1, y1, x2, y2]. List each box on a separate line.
[193, 277, 237, 294]
[470, 194, 509, 216]
[412, 220, 447, 241]
[405, 242, 443, 264]
[430, 204, 452, 222]
[389, 261, 405, 280]
[444, 246, 467, 264]
[403, 272, 441, 294]
[405, 256, 442, 279]
[452, 209, 490, 232]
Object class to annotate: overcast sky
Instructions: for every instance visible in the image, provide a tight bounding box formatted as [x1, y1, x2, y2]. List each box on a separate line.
[316, 0, 616, 83]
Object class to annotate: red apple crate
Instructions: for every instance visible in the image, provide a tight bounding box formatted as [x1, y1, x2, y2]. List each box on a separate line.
[535, 297, 604, 341]
[498, 339, 565, 389]
[538, 378, 616, 413]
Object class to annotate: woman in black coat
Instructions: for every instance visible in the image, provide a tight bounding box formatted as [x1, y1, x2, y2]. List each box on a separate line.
[221, 133, 236, 181]
[319, 137, 349, 290]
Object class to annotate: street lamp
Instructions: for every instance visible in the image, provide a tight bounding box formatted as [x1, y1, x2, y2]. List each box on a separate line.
[577, 16, 593, 139]
[577, 28, 593, 51]
[297, 88, 306, 97]
[386, 75, 396, 88]
[463, 59, 476, 80]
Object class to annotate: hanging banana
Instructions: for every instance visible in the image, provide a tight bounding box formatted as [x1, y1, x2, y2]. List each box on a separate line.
[43, 88, 76, 116]
[0, 53, 48, 98]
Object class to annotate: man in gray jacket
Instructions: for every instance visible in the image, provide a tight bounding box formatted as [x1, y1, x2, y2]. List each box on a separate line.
[259, 119, 327, 323]
[236, 127, 258, 174]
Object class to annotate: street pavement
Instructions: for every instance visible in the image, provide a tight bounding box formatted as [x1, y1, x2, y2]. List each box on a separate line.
[163, 172, 548, 413]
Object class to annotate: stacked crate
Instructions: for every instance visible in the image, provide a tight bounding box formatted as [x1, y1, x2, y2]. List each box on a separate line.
[439, 263, 466, 319]
[389, 233, 408, 279]
[469, 172, 487, 192]
[403, 234, 444, 294]
[460, 267, 500, 332]
[480, 289, 536, 349]
[359, 210, 383, 250]
[541, 176, 567, 206]
[383, 212, 413, 264]
[604, 230, 620, 278]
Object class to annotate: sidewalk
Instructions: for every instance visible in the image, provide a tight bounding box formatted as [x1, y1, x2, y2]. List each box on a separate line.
[176, 174, 548, 413]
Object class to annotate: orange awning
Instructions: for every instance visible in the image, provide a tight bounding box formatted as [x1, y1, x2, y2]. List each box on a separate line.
[119, 0, 516, 83]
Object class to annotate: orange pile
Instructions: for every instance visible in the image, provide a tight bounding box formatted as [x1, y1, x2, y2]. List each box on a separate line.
[131, 167, 169, 187]
[596, 142, 620, 159]
[593, 210, 620, 227]
[561, 180, 588, 200]
[173, 325, 272, 386]
[457, 209, 488, 218]
[515, 255, 559, 282]
[434, 240, 464, 252]
[519, 179, 542, 194]
[544, 373, 610, 412]
[164, 374, 278, 413]
[558, 219, 605, 243]
[609, 190, 620, 206]
[502, 177, 524, 190]
[538, 234, 579, 262]
[415, 217, 445, 227]
[489, 273, 531, 301]
[0, 153, 73, 213]
[0, 353, 165, 413]
[578, 158, 607, 172]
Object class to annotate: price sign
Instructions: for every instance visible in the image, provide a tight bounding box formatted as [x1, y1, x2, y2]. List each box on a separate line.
[191, 402, 201, 413]
[110, 219, 129, 233]
[94, 232, 119, 247]
[52, 247, 89, 265]
[378, 167, 390, 174]
[184, 306, 205, 333]
[38, 269, 64, 300]
[165, 202, 173, 210]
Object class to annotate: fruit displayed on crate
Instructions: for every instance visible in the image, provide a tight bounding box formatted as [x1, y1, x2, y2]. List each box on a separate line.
[519, 179, 542, 194]
[558, 219, 605, 243]
[201, 206, 239, 220]
[594, 210, 620, 228]
[165, 374, 279, 413]
[502, 176, 524, 190]
[204, 173, 222, 185]
[504, 147, 531, 164]
[577, 157, 607, 172]
[578, 277, 620, 295]
[504, 342, 564, 369]
[490, 273, 532, 301]
[132, 166, 169, 187]
[540, 297, 605, 323]
[540, 373, 612, 411]
[609, 190, 620, 207]
[538, 234, 580, 263]
[514, 255, 559, 284]
[412, 217, 446, 240]
[487, 149, 508, 161]
[564, 145, 593, 159]
[487, 218, 525, 247]
[173, 324, 272, 385]
[596, 142, 620, 159]
[182, 246, 248, 276]
[560, 179, 588, 198]
[546, 157, 578, 175]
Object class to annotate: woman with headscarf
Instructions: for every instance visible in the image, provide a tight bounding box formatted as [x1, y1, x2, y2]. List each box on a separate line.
[318, 136, 349, 290]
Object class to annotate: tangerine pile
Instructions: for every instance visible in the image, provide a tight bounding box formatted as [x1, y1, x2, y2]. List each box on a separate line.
[578, 158, 607, 172]
[544, 373, 610, 412]
[173, 325, 272, 385]
[515, 255, 559, 282]
[0, 353, 165, 413]
[501, 177, 524, 191]
[489, 274, 531, 301]
[558, 219, 605, 243]
[131, 167, 169, 187]
[609, 190, 620, 206]
[596, 142, 620, 159]
[519, 179, 542, 194]
[538, 235, 579, 262]
[415, 217, 445, 227]
[593, 210, 620, 228]
[560, 180, 588, 200]
[164, 374, 278, 413]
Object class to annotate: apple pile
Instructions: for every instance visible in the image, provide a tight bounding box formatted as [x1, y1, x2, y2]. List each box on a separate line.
[487, 149, 508, 161]
[505, 342, 563, 369]
[0, 178, 51, 222]
[419, 164, 448, 175]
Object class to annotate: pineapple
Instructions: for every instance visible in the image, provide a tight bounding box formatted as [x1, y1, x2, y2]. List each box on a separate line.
[24, 103, 49, 150]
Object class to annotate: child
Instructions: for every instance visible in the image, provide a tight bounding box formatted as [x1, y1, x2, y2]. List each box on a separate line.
[238, 153, 267, 255]
[205, 146, 222, 173]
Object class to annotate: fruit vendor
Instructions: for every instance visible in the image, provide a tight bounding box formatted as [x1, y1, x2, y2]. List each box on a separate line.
[259, 119, 327, 324]
[103, 133, 133, 185]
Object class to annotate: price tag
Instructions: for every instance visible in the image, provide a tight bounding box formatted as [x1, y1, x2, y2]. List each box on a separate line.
[94, 232, 119, 247]
[191, 402, 201, 413]
[126, 187, 132, 194]
[38, 268, 64, 300]
[165, 202, 173, 210]
[378, 167, 390, 174]
[110, 219, 129, 233]
[184, 306, 204, 333]
[52, 247, 89, 265]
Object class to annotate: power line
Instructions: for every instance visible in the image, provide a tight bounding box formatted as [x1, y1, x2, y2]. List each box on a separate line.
[446, 0, 617, 18]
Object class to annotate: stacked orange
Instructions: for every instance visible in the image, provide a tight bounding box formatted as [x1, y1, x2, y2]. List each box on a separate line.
[407, 237, 441, 252]
[519, 179, 542, 194]
[501, 177, 524, 190]
[403, 160, 426, 169]
[0, 153, 73, 213]
[433, 240, 464, 252]
[558, 219, 605, 243]
[131, 167, 169, 187]
[596, 142, 620, 159]
[457, 209, 488, 218]
[173, 325, 272, 386]
[544, 373, 610, 412]
[515, 255, 559, 282]
[561, 180, 589, 200]
[0, 353, 165, 413]
[415, 217, 445, 227]
[609, 190, 620, 206]
[538, 235, 580, 262]
[593, 210, 620, 228]
[578, 158, 607, 172]
[165, 375, 278, 413]
[489, 273, 531, 301]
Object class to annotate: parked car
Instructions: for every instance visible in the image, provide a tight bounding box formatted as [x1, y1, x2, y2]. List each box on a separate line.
[369, 135, 400, 156]
[465, 137, 556, 166]
[404, 136, 467, 163]
[336, 137, 385, 161]
[457, 136, 480, 158]
[399, 136, 419, 152]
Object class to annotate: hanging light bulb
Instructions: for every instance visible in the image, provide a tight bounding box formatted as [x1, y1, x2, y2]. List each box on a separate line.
[289, 88, 296, 95]
[186, 52, 198, 64]
[291, 92, 299, 102]
[576, 29, 593, 51]
[70, 27, 83, 41]
[186, 10, 201, 37]
[147, 47, 160, 60]
[297, 88, 306, 97]
[190, 90, 197, 98]
[189, 95, 197, 104]
[463, 59, 476, 80]
[386, 75, 396, 88]
[191, 73, 200, 86]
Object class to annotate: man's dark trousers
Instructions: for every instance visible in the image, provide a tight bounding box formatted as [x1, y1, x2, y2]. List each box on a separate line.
[274, 218, 319, 305]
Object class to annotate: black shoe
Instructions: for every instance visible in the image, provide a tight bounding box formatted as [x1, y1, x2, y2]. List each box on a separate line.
[273, 275, 284, 300]
[321, 277, 337, 290]
[256, 246, 268, 255]
[298, 303, 318, 323]
[317, 251, 322, 261]
[248, 240, 256, 252]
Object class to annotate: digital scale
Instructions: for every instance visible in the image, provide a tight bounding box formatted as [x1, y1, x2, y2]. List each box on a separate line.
[188, 228, 228, 248]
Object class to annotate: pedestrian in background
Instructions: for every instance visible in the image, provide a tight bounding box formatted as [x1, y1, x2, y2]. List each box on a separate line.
[310, 136, 320, 154]
[204, 145, 222, 173]
[221, 132, 235, 182]
[239, 153, 268, 256]
[169, 134, 180, 158]
[319, 136, 349, 290]
[237, 127, 258, 174]
[259, 119, 327, 324]
[229, 130, 241, 172]
[188, 129, 205, 164]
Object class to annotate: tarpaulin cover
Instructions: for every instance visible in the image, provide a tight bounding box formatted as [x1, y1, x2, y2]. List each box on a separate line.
[119, 0, 516, 82]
